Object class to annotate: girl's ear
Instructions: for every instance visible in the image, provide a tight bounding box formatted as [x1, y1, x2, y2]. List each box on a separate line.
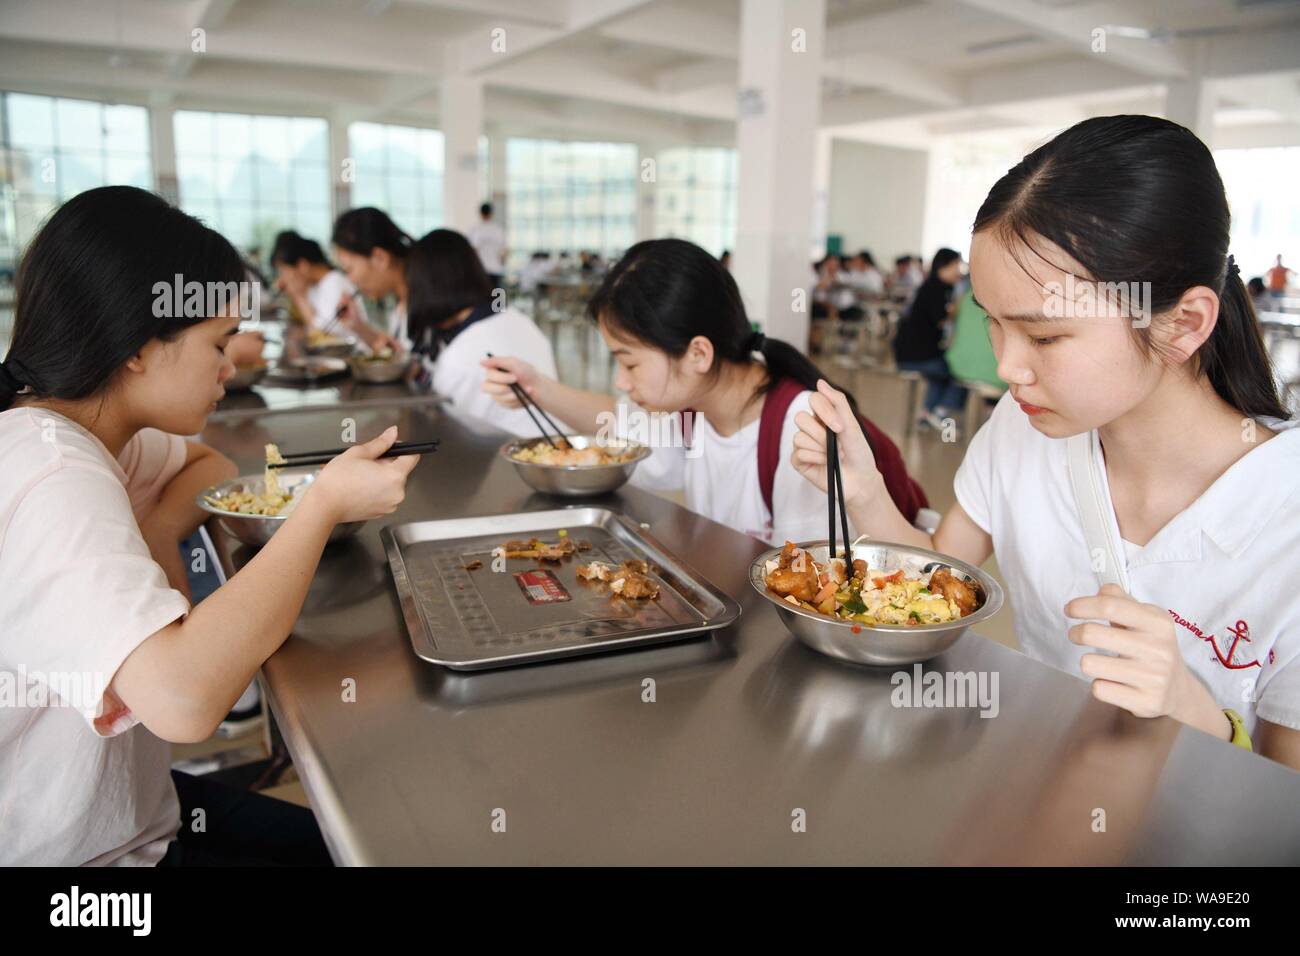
[684, 335, 715, 374]
[1162, 285, 1220, 363]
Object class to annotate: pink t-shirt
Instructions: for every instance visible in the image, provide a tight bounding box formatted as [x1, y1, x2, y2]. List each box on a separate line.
[0, 406, 191, 865]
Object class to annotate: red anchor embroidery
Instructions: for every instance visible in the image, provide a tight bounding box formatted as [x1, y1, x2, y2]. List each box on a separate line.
[1167, 611, 1262, 670]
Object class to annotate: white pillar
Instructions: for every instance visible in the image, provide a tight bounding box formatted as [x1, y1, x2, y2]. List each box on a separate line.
[636, 141, 659, 242]
[1165, 40, 1214, 146]
[732, 0, 825, 345]
[329, 109, 353, 219]
[148, 93, 178, 205]
[441, 76, 484, 233]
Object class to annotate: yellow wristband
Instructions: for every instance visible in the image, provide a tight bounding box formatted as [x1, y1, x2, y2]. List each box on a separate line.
[1223, 709, 1253, 752]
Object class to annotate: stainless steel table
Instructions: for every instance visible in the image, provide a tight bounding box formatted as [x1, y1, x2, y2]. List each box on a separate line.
[211, 377, 441, 422]
[201, 402, 1300, 865]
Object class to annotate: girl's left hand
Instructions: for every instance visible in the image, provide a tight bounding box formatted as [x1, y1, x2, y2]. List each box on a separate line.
[1066, 584, 1228, 737]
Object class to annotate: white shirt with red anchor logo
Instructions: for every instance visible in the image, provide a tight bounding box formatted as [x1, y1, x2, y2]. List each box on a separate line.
[955, 391, 1300, 736]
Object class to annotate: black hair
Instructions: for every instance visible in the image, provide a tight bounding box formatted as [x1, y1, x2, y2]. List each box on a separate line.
[974, 113, 1288, 422]
[894, 255, 910, 268]
[406, 228, 493, 345]
[480, 202, 493, 218]
[0, 185, 245, 412]
[929, 247, 961, 279]
[331, 207, 412, 259]
[1247, 277, 1266, 297]
[587, 238, 864, 416]
[270, 230, 329, 267]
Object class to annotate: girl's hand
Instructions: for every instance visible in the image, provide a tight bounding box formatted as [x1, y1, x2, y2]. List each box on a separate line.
[791, 378, 884, 509]
[307, 426, 419, 525]
[480, 355, 544, 408]
[1066, 584, 1230, 738]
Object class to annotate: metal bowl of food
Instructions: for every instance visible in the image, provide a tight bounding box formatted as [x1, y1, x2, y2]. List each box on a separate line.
[749, 540, 1003, 667]
[305, 334, 357, 358]
[225, 362, 268, 391]
[499, 435, 651, 497]
[196, 468, 366, 548]
[348, 351, 412, 383]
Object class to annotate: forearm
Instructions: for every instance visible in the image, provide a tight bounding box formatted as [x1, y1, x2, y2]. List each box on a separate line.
[533, 376, 618, 435]
[1174, 679, 1234, 741]
[141, 451, 237, 595]
[116, 496, 337, 741]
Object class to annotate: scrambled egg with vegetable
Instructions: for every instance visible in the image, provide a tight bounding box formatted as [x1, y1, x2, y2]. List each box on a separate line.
[764, 540, 979, 627]
[511, 439, 636, 467]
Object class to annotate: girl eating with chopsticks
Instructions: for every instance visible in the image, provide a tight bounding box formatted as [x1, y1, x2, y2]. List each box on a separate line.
[330, 206, 413, 354]
[405, 228, 557, 435]
[481, 237, 926, 545]
[0, 186, 419, 865]
[791, 115, 1300, 768]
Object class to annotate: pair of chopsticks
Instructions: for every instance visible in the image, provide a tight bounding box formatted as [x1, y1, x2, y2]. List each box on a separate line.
[827, 426, 852, 564]
[267, 439, 440, 469]
[319, 291, 356, 337]
[485, 351, 565, 448]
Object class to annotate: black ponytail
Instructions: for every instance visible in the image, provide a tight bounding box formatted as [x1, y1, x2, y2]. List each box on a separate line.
[587, 238, 866, 417]
[1, 185, 244, 413]
[974, 114, 1289, 422]
[331, 207, 412, 259]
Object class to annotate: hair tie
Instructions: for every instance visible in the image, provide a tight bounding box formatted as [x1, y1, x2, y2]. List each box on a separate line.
[0, 358, 28, 393]
[747, 330, 766, 353]
[1226, 254, 1240, 281]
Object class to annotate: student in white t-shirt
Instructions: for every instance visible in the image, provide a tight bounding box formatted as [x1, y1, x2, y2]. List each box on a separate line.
[331, 207, 413, 353]
[405, 228, 557, 435]
[791, 115, 1300, 769]
[466, 202, 507, 287]
[481, 238, 926, 544]
[0, 186, 419, 865]
[269, 230, 369, 332]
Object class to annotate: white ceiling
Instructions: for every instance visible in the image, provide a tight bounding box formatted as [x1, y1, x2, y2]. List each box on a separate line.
[0, 0, 1298, 148]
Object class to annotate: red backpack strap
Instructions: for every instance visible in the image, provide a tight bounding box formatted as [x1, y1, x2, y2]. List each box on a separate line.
[757, 377, 807, 519]
[756, 378, 929, 527]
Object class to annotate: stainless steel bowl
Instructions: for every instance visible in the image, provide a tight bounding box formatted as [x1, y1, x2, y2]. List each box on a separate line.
[348, 352, 412, 383]
[196, 469, 366, 548]
[749, 540, 1004, 666]
[225, 363, 268, 391]
[499, 435, 651, 497]
[305, 337, 357, 358]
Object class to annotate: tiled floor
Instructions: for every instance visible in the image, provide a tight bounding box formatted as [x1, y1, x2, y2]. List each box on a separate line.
[176, 319, 1300, 805]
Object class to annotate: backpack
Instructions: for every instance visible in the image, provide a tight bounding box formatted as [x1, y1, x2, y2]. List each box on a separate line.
[755, 377, 927, 526]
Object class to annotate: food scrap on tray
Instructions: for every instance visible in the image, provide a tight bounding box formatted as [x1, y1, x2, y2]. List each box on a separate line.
[763, 540, 979, 626]
[576, 559, 660, 600]
[491, 535, 592, 561]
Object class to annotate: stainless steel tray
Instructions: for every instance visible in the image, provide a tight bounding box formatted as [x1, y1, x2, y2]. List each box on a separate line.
[382, 507, 742, 670]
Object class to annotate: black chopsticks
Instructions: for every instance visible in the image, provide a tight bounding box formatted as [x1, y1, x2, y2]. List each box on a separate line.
[485, 351, 565, 448]
[827, 426, 852, 566]
[267, 439, 440, 469]
[319, 291, 356, 337]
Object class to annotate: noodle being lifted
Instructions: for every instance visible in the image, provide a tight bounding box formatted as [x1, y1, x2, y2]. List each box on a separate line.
[763, 541, 980, 626]
[204, 443, 297, 516]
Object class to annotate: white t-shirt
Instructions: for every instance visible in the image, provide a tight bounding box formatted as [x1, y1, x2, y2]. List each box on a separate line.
[430, 306, 558, 436]
[467, 220, 507, 275]
[954, 390, 1300, 735]
[618, 389, 836, 545]
[388, 301, 410, 351]
[0, 407, 190, 865]
[306, 269, 367, 332]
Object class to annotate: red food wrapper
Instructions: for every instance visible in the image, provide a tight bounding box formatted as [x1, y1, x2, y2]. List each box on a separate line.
[513, 569, 572, 605]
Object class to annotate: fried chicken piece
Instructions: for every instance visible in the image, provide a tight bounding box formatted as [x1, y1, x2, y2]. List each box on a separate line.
[577, 561, 610, 581]
[929, 567, 979, 615]
[611, 571, 659, 600]
[765, 556, 820, 603]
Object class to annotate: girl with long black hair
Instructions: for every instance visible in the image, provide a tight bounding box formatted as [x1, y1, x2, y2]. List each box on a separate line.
[330, 207, 413, 353]
[482, 238, 925, 544]
[0, 187, 418, 864]
[793, 115, 1300, 768]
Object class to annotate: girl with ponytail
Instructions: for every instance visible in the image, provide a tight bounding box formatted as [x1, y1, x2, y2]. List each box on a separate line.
[793, 115, 1300, 768]
[482, 237, 925, 545]
[330, 207, 414, 353]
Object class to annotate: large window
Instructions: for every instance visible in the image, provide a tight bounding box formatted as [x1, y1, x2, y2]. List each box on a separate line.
[1215, 147, 1300, 282]
[174, 110, 331, 254]
[655, 147, 736, 256]
[348, 121, 445, 238]
[506, 138, 637, 262]
[0, 92, 152, 270]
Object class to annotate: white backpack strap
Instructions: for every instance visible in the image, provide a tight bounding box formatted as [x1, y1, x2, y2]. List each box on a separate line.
[1065, 431, 1130, 591]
